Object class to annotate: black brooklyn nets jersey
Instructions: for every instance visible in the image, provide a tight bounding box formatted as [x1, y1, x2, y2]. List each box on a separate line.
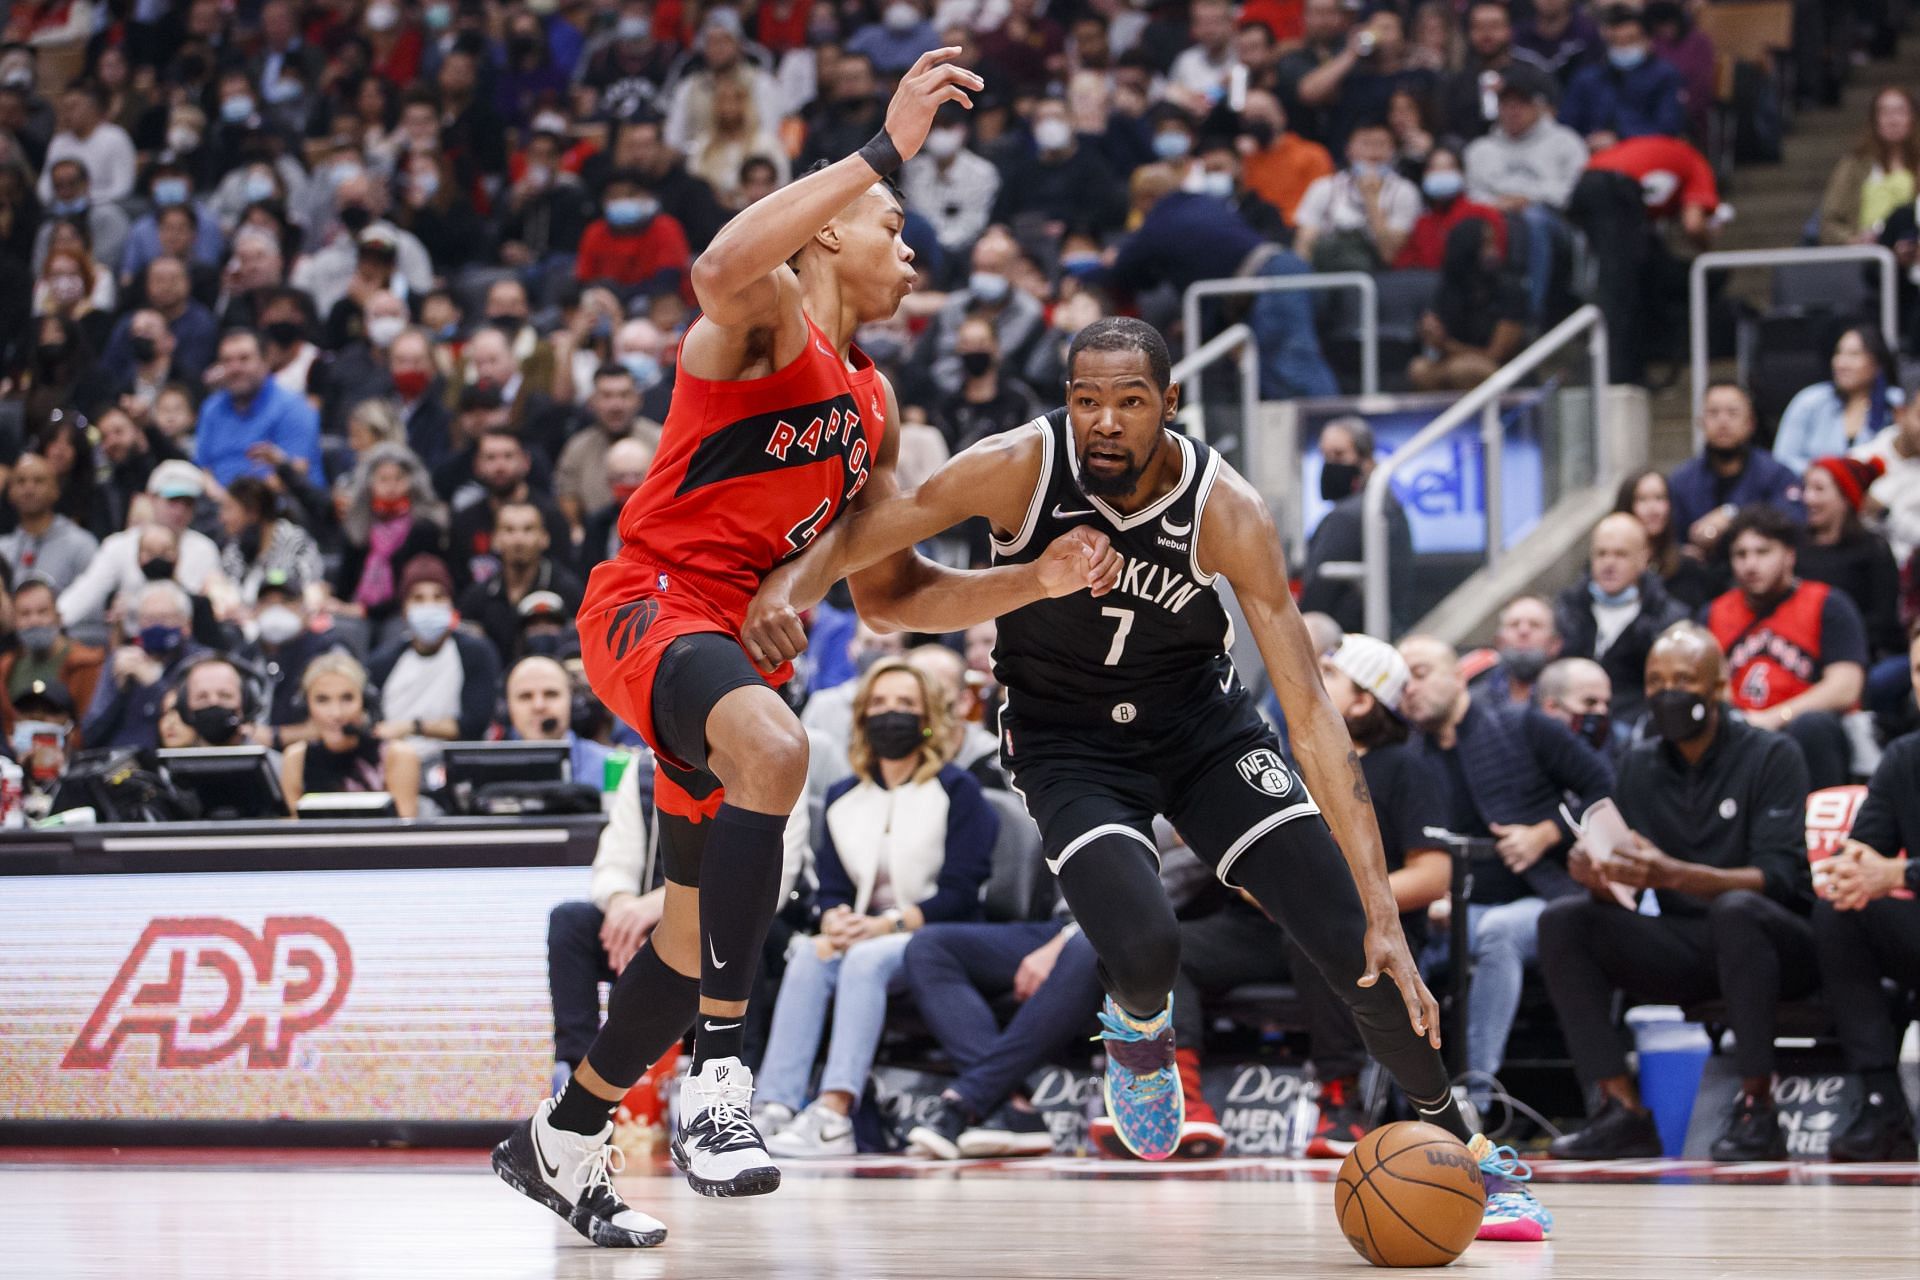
[990, 408, 1234, 723]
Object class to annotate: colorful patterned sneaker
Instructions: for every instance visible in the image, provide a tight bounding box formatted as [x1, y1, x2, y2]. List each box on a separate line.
[1095, 995, 1183, 1161]
[1469, 1133, 1553, 1242]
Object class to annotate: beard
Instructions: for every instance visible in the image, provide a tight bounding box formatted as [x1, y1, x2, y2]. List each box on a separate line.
[1078, 432, 1162, 497]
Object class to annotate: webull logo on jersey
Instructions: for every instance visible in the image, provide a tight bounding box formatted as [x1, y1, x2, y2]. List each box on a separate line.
[63, 917, 353, 1070]
[1116, 555, 1202, 613]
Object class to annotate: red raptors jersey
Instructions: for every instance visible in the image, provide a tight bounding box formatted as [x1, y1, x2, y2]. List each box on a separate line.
[1708, 581, 1830, 711]
[616, 313, 886, 616]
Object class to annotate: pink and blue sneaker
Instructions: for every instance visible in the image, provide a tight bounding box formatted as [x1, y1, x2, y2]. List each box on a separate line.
[1095, 995, 1183, 1161]
[1469, 1133, 1553, 1242]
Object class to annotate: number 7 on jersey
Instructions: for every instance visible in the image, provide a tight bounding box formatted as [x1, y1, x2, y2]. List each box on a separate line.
[1100, 606, 1135, 666]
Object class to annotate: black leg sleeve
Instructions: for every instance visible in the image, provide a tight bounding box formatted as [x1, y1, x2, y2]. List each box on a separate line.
[1053, 833, 1181, 1019]
[583, 942, 701, 1088]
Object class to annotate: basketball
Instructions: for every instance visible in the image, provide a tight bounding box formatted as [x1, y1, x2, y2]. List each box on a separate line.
[1334, 1122, 1487, 1268]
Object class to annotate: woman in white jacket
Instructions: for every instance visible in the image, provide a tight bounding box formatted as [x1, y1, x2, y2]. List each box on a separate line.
[757, 657, 999, 1157]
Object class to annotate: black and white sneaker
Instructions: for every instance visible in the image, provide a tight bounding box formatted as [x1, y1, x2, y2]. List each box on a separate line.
[671, 1057, 782, 1197]
[491, 1097, 667, 1248]
[958, 1105, 1055, 1158]
[906, 1096, 970, 1161]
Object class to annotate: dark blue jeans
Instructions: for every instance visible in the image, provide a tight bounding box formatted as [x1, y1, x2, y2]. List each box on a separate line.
[903, 921, 1103, 1119]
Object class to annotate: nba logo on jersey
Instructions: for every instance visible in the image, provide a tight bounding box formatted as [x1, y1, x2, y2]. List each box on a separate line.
[1236, 749, 1294, 798]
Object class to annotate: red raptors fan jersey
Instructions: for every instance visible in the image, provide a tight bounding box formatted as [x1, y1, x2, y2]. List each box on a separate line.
[1708, 581, 1831, 711]
[617, 313, 886, 614]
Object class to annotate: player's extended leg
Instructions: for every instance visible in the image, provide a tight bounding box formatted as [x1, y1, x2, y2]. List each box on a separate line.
[1230, 823, 1552, 1243]
[1052, 833, 1186, 1161]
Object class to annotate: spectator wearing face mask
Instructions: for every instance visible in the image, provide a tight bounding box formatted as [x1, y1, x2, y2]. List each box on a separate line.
[1237, 89, 1335, 230]
[578, 436, 654, 577]
[283, 650, 420, 818]
[81, 579, 207, 751]
[1299, 417, 1414, 636]
[6, 676, 77, 793]
[315, 290, 411, 434]
[368, 553, 500, 755]
[1470, 595, 1563, 709]
[173, 652, 275, 752]
[456, 502, 583, 664]
[575, 169, 690, 300]
[1534, 657, 1621, 763]
[1552, 513, 1689, 724]
[1395, 146, 1504, 270]
[0, 577, 103, 746]
[934, 314, 1044, 454]
[503, 654, 610, 786]
[902, 106, 1000, 275]
[384, 327, 452, 469]
[991, 96, 1130, 237]
[292, 172, 433, 317]
[910, 225, 1048, 401]
[330, 443, 450, 633]
[33, 158, 128, 279]
[100, 309, 189, 421]
[233, 571, 336, 741]
[1558, 4, 1686, 150]
[57, 463, 225, 646]
[1293, 118, 1422, 273]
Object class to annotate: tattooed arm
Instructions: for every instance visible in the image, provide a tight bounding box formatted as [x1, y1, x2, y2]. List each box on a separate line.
[1199, 465, 1439, 1045]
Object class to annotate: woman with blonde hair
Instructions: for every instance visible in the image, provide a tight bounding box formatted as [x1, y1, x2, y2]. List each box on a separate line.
[755, 657, 1000, 1157]
[688, 70, 790, 201]
[282, 650, 421, 817]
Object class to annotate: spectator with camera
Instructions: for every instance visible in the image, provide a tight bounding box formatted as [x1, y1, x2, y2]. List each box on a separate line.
[756, 659, 998, 1158]
[1398, 632, 1615, 1097]
[6, 676, 77, 798]
[1553, 513, 1689, 723]
[1811, 622, 1920, 1162]
[1705, 504, 1868, 789]
[1542, 624, 1815, 1161]
[281, 650, 420, 820]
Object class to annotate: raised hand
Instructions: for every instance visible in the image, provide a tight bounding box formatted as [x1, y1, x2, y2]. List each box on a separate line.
[884, 48, 985, 163]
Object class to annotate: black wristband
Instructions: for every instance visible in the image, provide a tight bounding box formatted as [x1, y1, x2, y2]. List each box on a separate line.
[1906, 857, 1920, 895]
[858, 128, 904, 179]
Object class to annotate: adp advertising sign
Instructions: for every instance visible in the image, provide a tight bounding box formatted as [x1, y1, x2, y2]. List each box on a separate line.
[1299, 398, 1547, 555]
[0, 866, 582, 1124]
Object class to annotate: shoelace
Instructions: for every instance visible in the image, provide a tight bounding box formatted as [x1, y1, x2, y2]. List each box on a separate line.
[1477, 1142, 1533, 1184]
[1094, 1002, 1176, 1105]
[697, 1085, 768, 1155]
[581, 1142, 626, 1198]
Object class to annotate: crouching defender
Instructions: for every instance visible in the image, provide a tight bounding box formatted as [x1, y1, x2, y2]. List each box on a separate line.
[745, 317, 1552, 1242]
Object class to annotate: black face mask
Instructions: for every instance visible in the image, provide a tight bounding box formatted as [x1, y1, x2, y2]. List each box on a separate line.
[338, 203, 373, 234]
[1244, 120, 1277, 149]
[142, 557, 177, 581]
[1320, 460, 1361, 502]
[524, 631, 563, 657]
[1648, 688, 1712, 744]
[865, 710, 928, 761]
[1499, 646, 1553, 685]
[237, 525, 264, 562]
[1705, 442, 1747, 466]
[36, 342, 67, 368]
[1574, 711, 1612, 749]
[129, 334, 159, 363]
[264, 320, 304, 348]
[960, 350, 994, 378]
[186, 704, 242, 747]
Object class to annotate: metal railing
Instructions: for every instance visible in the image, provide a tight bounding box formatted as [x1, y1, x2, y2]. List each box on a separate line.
[1336, 305, 1611, 639]
[1688, 245, 1899, 428]
[1182, 271, 1380, 397]
[1169, 322, 1259, 450]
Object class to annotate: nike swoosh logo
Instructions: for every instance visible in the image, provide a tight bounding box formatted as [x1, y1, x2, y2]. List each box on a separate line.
[1162, 518, 1192, 536]
[1219, 674, 1233, 694]
[708, 937, 728, 969]
[531, 1118, 561, 1179]
[1052, 504, 1096, 519]
[702, 1021, 742, 1033]
[1415, 1103, 1451, 1117]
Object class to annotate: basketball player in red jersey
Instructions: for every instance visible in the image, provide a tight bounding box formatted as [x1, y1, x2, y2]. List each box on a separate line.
[491, 49, 1120, 1249]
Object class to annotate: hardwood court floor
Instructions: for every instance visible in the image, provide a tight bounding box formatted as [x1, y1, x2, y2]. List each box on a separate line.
[3, 1150, 1918, 1280]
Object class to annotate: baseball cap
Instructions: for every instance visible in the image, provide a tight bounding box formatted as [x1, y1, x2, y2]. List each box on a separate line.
[147, 459, 205, 500]
[1495, 62, 1557, 104]
[15, 677, 74, 718]
[518, 590, 567, 622]
[1328, 634, 1409, 713]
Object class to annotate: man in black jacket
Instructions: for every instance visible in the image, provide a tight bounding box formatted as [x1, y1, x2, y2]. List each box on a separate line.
[1399, 633, 1615, 1097]
[1541, 623, 1816, 1162]
[1300, 417, 1414, 636]
[1811, 625, 1920, 1162]
[1553, 512, 1688, 724]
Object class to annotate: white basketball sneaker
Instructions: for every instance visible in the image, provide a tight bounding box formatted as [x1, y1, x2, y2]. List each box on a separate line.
[671, 1057, 782, 1197]
[767, 1100, 856, 1158]
[491, 1096, 667, 1248]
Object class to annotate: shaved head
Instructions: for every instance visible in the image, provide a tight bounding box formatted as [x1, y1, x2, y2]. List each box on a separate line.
[1647, 622, 1725, 689]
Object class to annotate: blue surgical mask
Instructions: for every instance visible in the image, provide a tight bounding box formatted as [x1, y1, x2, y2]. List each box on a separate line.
[1059, 252, 1103, 278]
[1152, 132, 1192, 160]
[1351, 160, 1389, 180]
[152, 177, 190, 206]
[1422, 170, 1464, 202]
[405, 602, 454, 645]
[1589, 580, 1642, 607]
[137, 624, 183, 657]
[605, 197, 657, 228]
[221, 95, 255, 124]
[969, 271, 1009, 302]
[1199, 172, 1235, 200]
[619, 353, 661, 387]
[48, 196, 88, 217]
[244, 171, 278, 202]
[1608, 44, 1647, 70]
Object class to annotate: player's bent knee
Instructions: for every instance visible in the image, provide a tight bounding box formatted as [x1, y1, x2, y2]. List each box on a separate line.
[707, 688, 809, 811]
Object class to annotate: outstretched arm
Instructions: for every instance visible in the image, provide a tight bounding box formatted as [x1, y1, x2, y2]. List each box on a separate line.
[1200, 466, 1440, 1047]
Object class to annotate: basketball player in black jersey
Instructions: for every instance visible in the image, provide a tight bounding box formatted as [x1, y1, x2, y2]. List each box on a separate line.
[746, 318, 1550, 1241]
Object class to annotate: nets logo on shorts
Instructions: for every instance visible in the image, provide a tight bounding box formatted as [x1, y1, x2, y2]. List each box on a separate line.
[1236, 749, 1295, 798]
[62, 917, 353, 1070]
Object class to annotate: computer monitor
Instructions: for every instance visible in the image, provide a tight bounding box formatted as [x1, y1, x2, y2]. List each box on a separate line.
[441, 740, 572, 815]
[158, 747, 288, 821]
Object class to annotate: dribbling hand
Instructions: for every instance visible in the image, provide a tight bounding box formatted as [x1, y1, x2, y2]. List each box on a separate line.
[1358, 920, 1442, 1050]
[1035, 526, 1123, 598]
[884, 48, 985, 162]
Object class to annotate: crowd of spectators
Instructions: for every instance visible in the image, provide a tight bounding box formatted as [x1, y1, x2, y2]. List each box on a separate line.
[0, 0, 1915, 1162]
